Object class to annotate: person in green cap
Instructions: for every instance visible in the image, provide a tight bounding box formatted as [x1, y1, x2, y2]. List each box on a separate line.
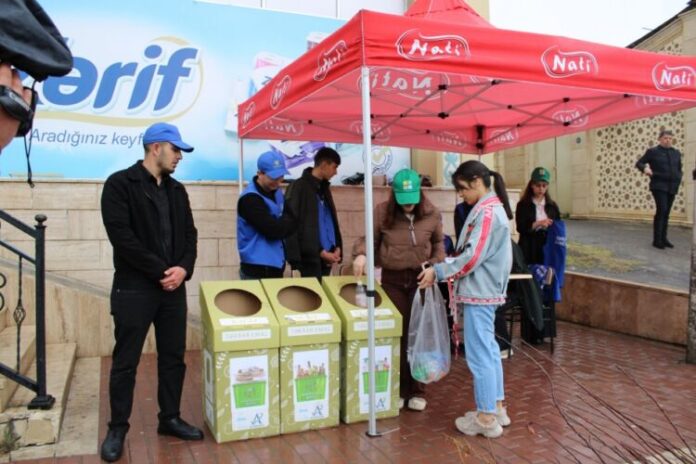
[351, 168, 445, 411]
[515, 167, 561, 264]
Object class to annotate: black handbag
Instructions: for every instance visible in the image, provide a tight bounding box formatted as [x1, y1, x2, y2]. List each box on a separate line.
[0, 0, 73, 81]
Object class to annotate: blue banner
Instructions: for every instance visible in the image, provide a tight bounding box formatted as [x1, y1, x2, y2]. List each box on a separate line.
[0, 1, 410, 182]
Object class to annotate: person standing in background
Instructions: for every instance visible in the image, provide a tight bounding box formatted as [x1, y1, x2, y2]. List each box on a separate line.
[515, 167, 561, 265]
[635, 129, 683, 249]
[285, 147, 342, 280]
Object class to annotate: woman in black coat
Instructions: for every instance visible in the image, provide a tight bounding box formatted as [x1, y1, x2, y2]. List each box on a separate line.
[515, 167, 561, 265]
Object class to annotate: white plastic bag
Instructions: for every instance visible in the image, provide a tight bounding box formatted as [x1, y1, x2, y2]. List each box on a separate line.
[407, 285, 451, 384]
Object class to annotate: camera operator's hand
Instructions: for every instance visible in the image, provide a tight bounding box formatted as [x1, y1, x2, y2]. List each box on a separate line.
[0, 63, 32, 150]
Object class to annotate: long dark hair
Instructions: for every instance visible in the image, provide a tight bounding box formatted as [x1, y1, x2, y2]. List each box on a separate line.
[382, 190, 428, 229]
[451, 160, 513, 219]
[519, 179, 556, 207]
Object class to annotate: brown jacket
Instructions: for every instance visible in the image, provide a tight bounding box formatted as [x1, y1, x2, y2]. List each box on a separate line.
[353, 197, 445, 271]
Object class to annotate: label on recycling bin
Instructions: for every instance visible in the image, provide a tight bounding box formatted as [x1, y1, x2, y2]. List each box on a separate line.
[288, 324, 334, 337]
[350, 308, 393, 318]
[284, 313, 332, 322]
[292, 349, 330, 422]
[359, 345, 392, 414]
[229, 355, 270, 431]
[222, 329, 272, 341]
[353, 319, 395, 332]
[220, 317, 269, 326]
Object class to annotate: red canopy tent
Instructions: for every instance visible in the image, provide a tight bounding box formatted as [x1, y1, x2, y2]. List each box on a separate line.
[238, 0, 696, 153]
[237, 0, 696, 434]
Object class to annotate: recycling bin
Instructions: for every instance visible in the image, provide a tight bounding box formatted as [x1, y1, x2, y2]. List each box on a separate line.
[321, 276, 402, 423]
[261, 278, 341, 434]
[200, 280, 280, 442]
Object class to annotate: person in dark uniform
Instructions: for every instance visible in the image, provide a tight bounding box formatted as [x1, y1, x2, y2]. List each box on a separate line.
[237, 150, 296, 279]
[100, 123, 202, 462]
[635, 129, 683, 249]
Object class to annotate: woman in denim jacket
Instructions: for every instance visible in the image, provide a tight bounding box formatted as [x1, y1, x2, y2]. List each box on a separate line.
[419, 160, 513, 438]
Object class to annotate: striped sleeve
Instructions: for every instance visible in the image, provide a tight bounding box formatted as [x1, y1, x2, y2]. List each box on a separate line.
[435, 205, 494, 281]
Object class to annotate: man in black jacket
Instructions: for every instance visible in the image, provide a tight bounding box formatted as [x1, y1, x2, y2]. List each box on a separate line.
[635, 129, 683, 249]
[285, 147, 342, 279]
[100, 122, 202, 462]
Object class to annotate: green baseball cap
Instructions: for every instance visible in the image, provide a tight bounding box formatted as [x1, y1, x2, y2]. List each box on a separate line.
[392, 169, 421, 205]
[531, 166, 551, 183]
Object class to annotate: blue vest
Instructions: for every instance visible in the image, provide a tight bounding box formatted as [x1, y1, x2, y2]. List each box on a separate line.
[237, 182, 285, 268]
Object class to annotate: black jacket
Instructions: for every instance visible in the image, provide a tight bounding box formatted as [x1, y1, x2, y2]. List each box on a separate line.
[515, 199, 560, 265]
[284, 167, 342, 268]
[101, 161, 197, 289]
[635, 145, 683, 194]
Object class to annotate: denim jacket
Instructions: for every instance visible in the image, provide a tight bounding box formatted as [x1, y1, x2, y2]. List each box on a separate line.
[434, 192, 511, 305]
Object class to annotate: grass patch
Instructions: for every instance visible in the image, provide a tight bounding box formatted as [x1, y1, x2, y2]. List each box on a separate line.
[567, 241, 641, 273]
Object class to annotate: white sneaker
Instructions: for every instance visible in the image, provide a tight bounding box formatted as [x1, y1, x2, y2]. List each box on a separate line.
[455, 414, 503, 438]
[465, 407, 511, 427]
[500, 348, 513, 359]
[398, 398, 405, 410]
[407, 397, 427, 411]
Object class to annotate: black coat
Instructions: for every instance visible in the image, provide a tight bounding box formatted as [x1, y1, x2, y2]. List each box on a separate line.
[101, 161, 197, 289]
[635, 145, 683, 194]
[515, 199, 560, 265]
[284, 167, 342, 268]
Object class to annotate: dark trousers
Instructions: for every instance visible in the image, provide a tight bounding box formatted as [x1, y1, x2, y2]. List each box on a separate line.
[297, 261, 332, 281]
[381, 268, 425, 400]
[108, 285, 188, 431]
[652, 190, 676, 245]
[494, 306, 511, 351]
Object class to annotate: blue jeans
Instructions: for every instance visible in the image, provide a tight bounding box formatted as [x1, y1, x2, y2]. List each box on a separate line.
[462, 304, 505, 413]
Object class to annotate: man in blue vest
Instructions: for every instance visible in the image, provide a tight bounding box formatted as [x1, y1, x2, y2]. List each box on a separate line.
[237, 150, 296, 279]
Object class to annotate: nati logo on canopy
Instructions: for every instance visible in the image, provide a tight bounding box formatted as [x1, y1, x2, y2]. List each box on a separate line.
[652, 63, 696, 92]
[35, 37, 202, 125]
[551, 105, 589, 127]
[314, 40, 348, 81]
[270, 75, 292, 109]
[431, 130, 470, 150]
[490, 128, 519, 145]
[263, 117, 304, 137]
[241, 102, 256, 129]
[541, 46, 598, 79]
[349, 121, 391, 143]
[396, 29, 470, 62]
[363, 68, 447, 102]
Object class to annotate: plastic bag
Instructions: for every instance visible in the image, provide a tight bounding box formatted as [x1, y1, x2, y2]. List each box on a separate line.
[407, 285, 451, 384]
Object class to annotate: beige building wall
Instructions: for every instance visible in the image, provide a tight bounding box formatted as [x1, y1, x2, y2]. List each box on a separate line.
[496, 8, 696, 225]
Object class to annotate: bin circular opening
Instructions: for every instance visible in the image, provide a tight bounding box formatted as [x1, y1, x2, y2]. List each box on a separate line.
[339, 283, 382, 306]
[214, 289, 262, 316]
[277, 286, 321, 312]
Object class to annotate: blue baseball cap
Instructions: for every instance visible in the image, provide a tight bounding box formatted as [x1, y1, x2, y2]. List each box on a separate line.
[257, 151, 289, 179]
[143, 122, 194, 152]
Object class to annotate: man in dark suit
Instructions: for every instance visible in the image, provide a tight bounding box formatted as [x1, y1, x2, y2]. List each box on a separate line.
[100, 123, 202, 462]
[636, 129, 683, 249]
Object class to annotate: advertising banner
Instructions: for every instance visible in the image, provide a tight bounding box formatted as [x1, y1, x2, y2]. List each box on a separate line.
[0, 0, 409, 182]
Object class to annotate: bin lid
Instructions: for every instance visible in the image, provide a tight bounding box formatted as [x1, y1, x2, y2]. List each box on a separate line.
[200, 280, 280, 351]
[261, 277, 341, 345]
[321, 276, 403, 340]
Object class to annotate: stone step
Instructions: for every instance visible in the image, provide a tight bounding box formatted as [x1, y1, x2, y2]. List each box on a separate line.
[0, 342, 77, 458]
[0, 325, 36, 413]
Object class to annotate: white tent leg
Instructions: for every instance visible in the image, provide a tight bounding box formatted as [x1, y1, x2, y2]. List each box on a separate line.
[361, 65, 379, 437]
[239, 138, 245, 196]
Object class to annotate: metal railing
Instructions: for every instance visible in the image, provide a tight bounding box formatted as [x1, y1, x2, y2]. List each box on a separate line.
[0, 210, 54, 410]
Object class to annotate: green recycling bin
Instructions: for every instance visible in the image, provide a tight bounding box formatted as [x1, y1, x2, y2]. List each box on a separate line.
[321, 276, 402, 424]
[261, 278, 341, 434]
[200, 280, 280, 443]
